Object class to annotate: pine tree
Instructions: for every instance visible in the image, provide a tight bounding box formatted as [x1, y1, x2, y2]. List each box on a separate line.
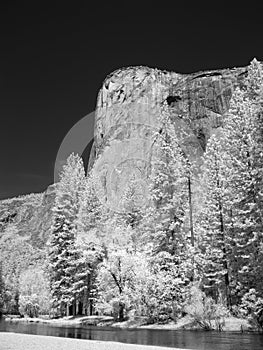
[119, 174, 145, 228]
[245, 58, 263, 101]
[197, 134, 231, 305]
[139, 103, 193, 310]
[74, 172, 105, 315]
[48, 153, 85, 316]
[115, 173, 148, 254]
[77, 172, 105, 234]
[144, 103, 189, 257]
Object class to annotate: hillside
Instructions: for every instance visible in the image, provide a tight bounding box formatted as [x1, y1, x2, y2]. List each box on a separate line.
[0, 184, 56, 248]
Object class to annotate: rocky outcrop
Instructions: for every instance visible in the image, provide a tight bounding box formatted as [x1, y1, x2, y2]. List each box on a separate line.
[0, 184, 56, 248]
[90, 65, 248, 211]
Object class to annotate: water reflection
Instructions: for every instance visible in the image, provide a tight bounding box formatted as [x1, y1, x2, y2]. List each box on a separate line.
[0, 319, 263, 350]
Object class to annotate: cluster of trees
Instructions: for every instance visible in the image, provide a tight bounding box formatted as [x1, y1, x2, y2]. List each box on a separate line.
[0, 224, 48, 317]
[194, 59, 263, 325]
[199, 60, 263, 294]
[1, 59, 263, 328]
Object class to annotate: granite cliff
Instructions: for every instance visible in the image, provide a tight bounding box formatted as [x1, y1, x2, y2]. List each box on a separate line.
[0, 64, 251, 240]
[0, 184, 56, 248]
[90, 65, 248, 211]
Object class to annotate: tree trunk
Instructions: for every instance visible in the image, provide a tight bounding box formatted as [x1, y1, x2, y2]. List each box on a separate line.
[188, 175, 195, 282]
[219, 201, 231, 308]
[119, 303, 124, 322]
[89, 300, 93, 316]
[188, 176, 194, 247]
[73, 300, 76, 316]
[76, 301, 79, 315]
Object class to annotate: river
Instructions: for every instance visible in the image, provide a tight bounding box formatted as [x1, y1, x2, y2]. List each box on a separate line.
[0, 319, 263, 349]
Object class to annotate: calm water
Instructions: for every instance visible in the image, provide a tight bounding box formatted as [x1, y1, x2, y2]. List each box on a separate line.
[0, 319, 263, 349]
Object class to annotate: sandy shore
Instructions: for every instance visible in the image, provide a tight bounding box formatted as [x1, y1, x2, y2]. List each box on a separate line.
[0, 332, 186, 350]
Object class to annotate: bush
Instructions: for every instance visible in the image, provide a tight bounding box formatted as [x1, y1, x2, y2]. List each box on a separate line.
[19, 295, 39, 318]
[240, 289, 263, 330]
[184, 284, 228, 330]
[133, 252, 189, 324]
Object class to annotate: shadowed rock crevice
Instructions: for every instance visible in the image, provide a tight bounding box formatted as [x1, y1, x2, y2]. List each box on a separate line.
[166, 95, 182, 105]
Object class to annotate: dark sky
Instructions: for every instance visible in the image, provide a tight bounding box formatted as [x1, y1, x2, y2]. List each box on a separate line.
[0, 2, 263, 199]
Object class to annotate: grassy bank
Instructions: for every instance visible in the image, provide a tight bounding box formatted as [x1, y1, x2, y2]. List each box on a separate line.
[0, 333, 183, 350]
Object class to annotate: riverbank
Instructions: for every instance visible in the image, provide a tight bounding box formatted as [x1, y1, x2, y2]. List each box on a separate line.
[3, 315, 114, 326]
[3, 314, 252, 332]
[0, 332, 185, 350]
[141, 316, 252, 332]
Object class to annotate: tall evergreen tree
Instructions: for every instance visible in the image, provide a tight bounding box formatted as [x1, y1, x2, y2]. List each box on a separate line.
[74, 172, 105, 315]
[141, 103, 193, 300]
[119, 174, 145, 228]
[48, 153, 85, 316]
[197, 134, 231, 305]
[144, 103, 189, 257]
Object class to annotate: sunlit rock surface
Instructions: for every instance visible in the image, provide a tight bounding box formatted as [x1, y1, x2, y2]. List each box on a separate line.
[90, 65, 248, 211]
[0, 184, 56, 247]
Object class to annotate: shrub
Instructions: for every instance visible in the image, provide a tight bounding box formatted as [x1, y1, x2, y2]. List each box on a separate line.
[19, 295, 39, 318]
[240, 289, 263, 330]
[184, 284, 228, 330]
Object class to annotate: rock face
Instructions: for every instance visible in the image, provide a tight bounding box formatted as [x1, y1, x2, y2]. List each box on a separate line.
[0, 63, 253, 238]
[90, 65, 248, 211]
[0, 184, 56, 247]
